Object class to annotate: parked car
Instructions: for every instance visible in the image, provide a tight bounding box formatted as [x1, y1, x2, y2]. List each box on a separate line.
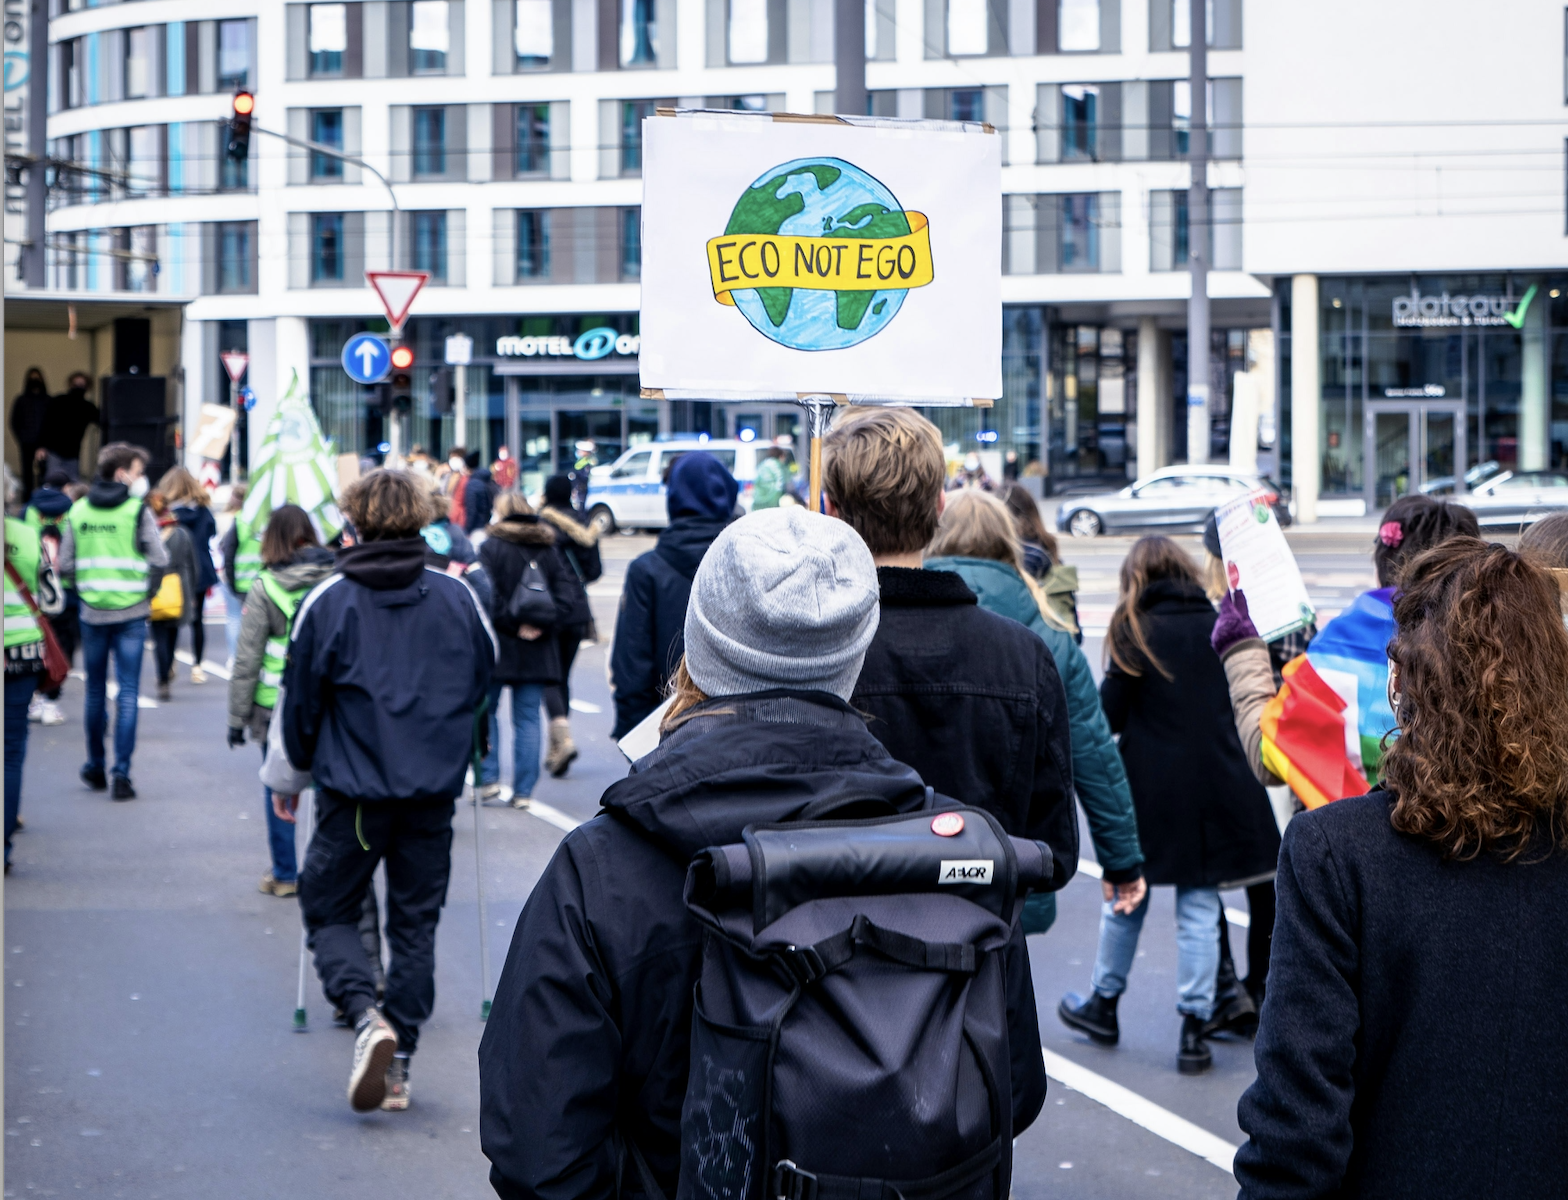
[1055, 466, 1292, 538]
[584, 438, 799, 533]
[1418, 460, 1504, 496]
[1460, 469, 1568, 528]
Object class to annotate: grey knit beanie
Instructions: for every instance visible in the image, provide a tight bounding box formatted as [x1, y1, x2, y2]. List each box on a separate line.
[684, 507, 880, 701]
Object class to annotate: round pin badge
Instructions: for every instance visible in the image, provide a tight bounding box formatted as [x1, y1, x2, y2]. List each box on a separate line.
[931, 812, 965, 837]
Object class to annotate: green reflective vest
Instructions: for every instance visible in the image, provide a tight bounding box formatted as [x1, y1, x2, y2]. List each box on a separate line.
[233, 519, 262, 595]
[253, 570, 307, 710]
[69, 496, 147, 611]
[4, 517, 44, 649]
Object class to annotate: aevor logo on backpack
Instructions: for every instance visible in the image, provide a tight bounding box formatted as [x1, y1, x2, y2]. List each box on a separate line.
[938, 860, 994, 885]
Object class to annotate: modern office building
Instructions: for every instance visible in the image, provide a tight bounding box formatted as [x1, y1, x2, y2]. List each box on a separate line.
[16, 0, 1568, 513]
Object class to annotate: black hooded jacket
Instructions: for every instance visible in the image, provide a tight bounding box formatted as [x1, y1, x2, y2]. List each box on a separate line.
[478, 692, 1049, 1200]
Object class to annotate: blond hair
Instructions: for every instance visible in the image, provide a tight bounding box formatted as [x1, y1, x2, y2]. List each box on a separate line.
[929, 490, 1075, 634]
[157, 466, 211, 507]
[822, 408, 946, 556]
[493, 491, 533, 519]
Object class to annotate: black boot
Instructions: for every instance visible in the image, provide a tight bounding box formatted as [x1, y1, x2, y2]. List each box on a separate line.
[1058, 991, 1120, 1046]
[1178, 1013, 1212, 1075]
[1206, 954, 1259, 1038]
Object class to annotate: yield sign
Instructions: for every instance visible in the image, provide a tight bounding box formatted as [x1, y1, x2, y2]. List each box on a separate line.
[365, 270, 429, 334]
[221, 351, 249, 384]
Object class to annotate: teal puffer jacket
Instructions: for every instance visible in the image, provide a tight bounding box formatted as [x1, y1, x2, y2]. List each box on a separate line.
[925, 556, 1144, 933]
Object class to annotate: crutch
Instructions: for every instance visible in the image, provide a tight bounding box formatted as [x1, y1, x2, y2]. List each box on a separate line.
[471, 698, 494, 1020]
[293, 785, 315, 1031]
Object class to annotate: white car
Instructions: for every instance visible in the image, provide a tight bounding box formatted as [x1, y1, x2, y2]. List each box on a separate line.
[585, 439, 799, 533]
[1462, 469, 1568, 528]
[1054, 466, 1291, 538]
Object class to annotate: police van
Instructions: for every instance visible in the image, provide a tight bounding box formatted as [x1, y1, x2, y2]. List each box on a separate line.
[584, 438, 798, 533]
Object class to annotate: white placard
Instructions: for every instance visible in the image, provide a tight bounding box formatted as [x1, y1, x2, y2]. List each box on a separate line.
[639, 112, 1002, 403]
[1215, 489, 1316, 643]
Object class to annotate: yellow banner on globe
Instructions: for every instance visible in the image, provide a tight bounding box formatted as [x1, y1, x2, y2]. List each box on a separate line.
[705, 212, 934, 306]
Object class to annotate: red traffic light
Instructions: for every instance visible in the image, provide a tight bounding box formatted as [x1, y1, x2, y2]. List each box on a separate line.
[390, 345, 415, 370]
[232, 91, 255, 116]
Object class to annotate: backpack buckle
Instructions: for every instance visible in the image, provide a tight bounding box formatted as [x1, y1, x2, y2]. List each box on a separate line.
[780, 945, 826, 986]
[773, 1159, 818, 1200]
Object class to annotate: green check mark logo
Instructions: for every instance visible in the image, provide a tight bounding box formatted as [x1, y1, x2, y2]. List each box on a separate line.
[1503, 283, 1539, 329]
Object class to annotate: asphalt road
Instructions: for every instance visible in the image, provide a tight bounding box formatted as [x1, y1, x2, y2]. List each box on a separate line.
[2, 527, 1379, 1200]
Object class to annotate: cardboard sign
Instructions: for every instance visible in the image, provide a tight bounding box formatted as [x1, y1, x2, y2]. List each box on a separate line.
[191, 403, 237, 460]
[1215, 490, 1316, 643]
[639, 111, 1001, 404]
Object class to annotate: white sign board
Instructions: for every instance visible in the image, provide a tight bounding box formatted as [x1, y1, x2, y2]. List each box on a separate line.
[1215, 489, 1316, 643]
[191, 403, 238, 459]
[445, 333, 474, 365]
[639, 112, 1002, 403]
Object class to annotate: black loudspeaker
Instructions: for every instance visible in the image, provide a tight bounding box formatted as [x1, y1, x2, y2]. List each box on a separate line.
[101, 374, 175, 480]
[113, 318, 152, 376]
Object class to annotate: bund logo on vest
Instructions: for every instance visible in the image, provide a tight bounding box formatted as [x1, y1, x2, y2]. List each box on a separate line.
[938, 859, 994, 885]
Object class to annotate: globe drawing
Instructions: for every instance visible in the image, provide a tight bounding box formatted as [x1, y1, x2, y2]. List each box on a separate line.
[724, 157, 914, 352]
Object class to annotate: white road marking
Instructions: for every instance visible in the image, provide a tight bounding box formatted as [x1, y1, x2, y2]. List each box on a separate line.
[568, 698, 602, 714]
[1077, 859, 1251, 927]
[1041, 1047, 1240, 1175]
[521, 799, 585, 833]
[174, 651, 232, 680]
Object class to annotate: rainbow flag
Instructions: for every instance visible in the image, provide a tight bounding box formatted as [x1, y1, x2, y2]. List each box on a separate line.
[1259, 587, 1394, 808]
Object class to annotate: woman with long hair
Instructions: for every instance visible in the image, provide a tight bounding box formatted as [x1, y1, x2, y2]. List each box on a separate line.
[1059, 535, 1279, 1075]
[146, 490, 199, 703]
[1236, 538, 1568, 1198]
[157, 467, 218, 682]
[1001, 484, 1080, 640]
[923, 490, 1145, 947]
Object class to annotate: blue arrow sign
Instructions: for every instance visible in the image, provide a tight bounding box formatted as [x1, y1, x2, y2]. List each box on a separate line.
[342, 333, 391, 385]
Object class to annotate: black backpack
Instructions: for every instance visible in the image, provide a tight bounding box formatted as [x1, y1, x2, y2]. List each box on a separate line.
[502, 556, 556, 627]
[630, 804, 1052, 1200]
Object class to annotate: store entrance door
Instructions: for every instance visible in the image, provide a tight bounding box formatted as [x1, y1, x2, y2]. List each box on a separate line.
[1363, 401, 1467, 510]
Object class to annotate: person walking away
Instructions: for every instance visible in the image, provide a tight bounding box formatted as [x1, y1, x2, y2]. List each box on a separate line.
[227, 504, 334, 897]
[476, 493, 574, 807]
[922, 489, 1146, 950]
[146, 490, 198, 703]
[751, 444, 788, 510]
[281, 469, 494, 1113]
[39, 372, 99, 480]
[443, 448, 470, 526]
[1002, 483, 1081, 641]
[480, 508, 1050, 1198]
[58, 443, 169, 801]
[536, 475, 601, 777]
[5, 477, 64, 871]
[24, 471, 77, 725]
[1058, 535, 1279, 1074]
[463, 465, 498, 535]
[10, 369, 50, 500]
[821, 408, 1078, 879]
[608, 451, 737, 737]
[1235, 538, 1568, 1200]
[159, 467, 218, 683]
[418, 477, 476, 572]
[1520, 511, 1568, 619]
[217, 483, 260, 665]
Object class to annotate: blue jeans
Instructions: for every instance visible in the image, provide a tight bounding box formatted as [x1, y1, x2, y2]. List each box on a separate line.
[82, 617, 147, 780]
[1090, 886, 1222, 1020]
[259, 742, 297, 883]
[6, 673, 38, 862]
[480, 683, 545, 800]
[222, 582, 245, 665]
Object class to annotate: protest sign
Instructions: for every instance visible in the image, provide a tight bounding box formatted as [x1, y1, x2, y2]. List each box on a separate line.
[190, 404, 237, 461]
[639, 110, 1001, 404]
[1215, 489, 1316, 642]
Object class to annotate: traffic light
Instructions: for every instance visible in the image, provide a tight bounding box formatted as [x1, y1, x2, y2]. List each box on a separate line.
[389, 372, 413, 414]
[227, 92, 255, 162]
[390, 344, 415, 371]
[429, 367, 453, 415]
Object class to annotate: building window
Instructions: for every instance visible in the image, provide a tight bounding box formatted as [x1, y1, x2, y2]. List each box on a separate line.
[217, 221, 254, 292]
[949, 88, 984, 122]
[127, 126, 161, 196]
[1062, 85, 1098, 160]
[1060, 194, 1099, 270]
[312, 109, 344, 179]
[620, 0, 657, 66]
[517, 210, 549, 279]
[312, 212, 345, 282]
[410, 0, 449, 73]
[621, 206, 641, 279]
[621, 99, 657, 173]
[1058, 0, 1099, 51]
[218, 19, 252, 90]
[729, 0, 768, 63]
[514, 0, 554, 67]
[310, 4, 348, 77]
[411, 211, 447, 282]
[516, 104, 550, 175]
[947, 0, 987, 55]
[1004, 192, 1121, 274]
[61, 38, 82, 109]
[117, 226, 157, 292]
[124, 28, 153, 100]
[1150, 187, 1242, 271]
[1163, 0, 1241, 50]
[413, 107, 446, 176]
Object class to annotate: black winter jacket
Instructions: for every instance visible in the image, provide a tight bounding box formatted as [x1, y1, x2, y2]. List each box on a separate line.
[608, 515, 730, 737]
[478, 692, 1049, 1200]
[851, 567, 1078, 882]
[480, 517, 576, 685]
[171, 502, 218, 592]
[280, 536, 495, 801]
[464, 468, 498, 534]
[1235, 790, 1568, 1200]
[539, 503, 602, 628]
[1099, 577, 1279, 888]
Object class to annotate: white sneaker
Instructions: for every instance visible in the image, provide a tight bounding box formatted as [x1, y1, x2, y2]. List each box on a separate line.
[348, 1009, 399, 1112]
[476, 783, 503, 804]
[189, 665, 207, 685]
[26, 696, 44, 723]
[38, 701, 64, 726]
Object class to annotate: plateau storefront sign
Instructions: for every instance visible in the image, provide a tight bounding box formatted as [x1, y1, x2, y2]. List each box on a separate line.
[496, 328, 641, 360]
[1392, 284, 1533, 329]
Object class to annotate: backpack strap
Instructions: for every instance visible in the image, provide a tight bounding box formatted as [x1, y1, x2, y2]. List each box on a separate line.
[778, 913, 978, 987]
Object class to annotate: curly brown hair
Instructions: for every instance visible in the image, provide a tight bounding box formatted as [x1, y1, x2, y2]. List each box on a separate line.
[339, 469, 436, 541]
[1382, 537, 1568, 861]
